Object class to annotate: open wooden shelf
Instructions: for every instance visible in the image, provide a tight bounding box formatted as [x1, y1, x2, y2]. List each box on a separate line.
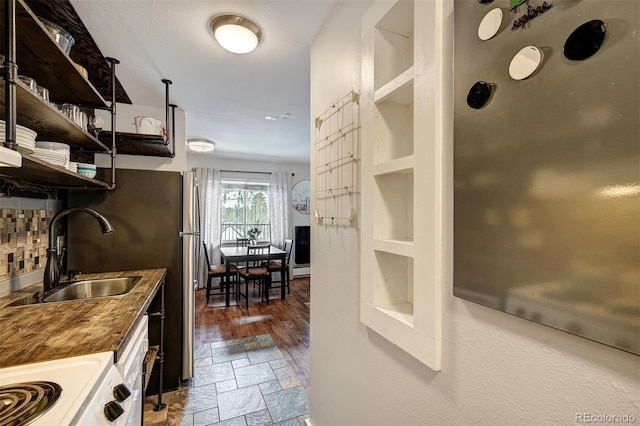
[23, 0, 131, 104]
[0, 81, 109, 151]
[0, 155, 108, 188]
[374, 66, 414, 105]
[0, 0, 119, 192]
[373, 239, 415, 257]
[375, 302, 414, 326]
[373, 154, 414, 175]
[98, 131, 173, 157]
[144, 345, 159, 391]
[0, 0, 108, 108]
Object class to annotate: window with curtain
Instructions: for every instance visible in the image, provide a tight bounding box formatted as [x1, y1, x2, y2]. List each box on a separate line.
[221, 180, 270, 242]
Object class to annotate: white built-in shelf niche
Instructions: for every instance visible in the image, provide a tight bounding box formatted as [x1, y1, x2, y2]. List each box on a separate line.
[360, 0, 445, 371]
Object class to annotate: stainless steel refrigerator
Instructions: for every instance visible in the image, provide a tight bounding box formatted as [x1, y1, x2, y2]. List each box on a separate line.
[180, 170, 200, 381]
[67, 168, 198, 390]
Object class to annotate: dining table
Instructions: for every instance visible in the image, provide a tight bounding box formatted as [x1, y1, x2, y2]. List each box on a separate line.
[219, 244, 287, 307]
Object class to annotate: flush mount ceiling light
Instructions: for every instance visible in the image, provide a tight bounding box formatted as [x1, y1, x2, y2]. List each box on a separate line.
[210, 14, 262, 54]
[187, 138, 215, 153]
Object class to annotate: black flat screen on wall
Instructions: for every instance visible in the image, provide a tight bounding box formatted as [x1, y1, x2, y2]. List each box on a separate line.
[295, 226, 310, 265]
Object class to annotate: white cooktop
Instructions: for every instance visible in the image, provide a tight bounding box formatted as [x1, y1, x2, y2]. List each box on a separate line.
[0, 352, 113, 425]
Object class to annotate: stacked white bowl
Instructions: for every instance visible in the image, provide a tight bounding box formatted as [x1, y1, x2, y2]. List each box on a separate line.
[34, 141, 70, 168]
[0, 120, 36, 154]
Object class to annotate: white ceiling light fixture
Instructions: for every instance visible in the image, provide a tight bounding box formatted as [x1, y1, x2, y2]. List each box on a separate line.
[210, 14, 263, 54]
[0, 146, 22, 167]
[187, 138, 215, 154]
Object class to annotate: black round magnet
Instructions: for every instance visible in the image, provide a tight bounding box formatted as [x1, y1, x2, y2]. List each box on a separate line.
[564, 20, 606, 61]
[467, 81, 492, 109]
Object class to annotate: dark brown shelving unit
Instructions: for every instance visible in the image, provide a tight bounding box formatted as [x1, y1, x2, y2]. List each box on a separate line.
[0, 0, 109, 108]
[22, 0, 131, 105]
[0, 81, 109, 151]
[1, 0, 118, 191]
[0, 155, 108, 188]
[99, 131, 173, 158]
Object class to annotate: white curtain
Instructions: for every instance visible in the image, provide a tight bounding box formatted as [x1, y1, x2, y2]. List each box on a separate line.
[269, 172, 290, 248]
[196, 168, 221, 289]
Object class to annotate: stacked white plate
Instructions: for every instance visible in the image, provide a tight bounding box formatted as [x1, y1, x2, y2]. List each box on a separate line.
[35, 141, 71, 169]
[32, 147, 68, 167]
[0, 120, 37, 154]
[68, 161, 78, 173]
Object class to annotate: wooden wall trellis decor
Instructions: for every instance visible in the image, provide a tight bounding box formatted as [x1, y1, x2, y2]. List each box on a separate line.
[313, 90, 360, 226]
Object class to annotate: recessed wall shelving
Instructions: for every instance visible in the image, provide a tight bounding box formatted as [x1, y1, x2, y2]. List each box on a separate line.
[360, 0, 443, 370]
[373, 170, 414, 241]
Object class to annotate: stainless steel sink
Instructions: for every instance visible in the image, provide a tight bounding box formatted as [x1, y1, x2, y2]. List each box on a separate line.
[44, 277, 141, 302]
[6, 276, 141, 306]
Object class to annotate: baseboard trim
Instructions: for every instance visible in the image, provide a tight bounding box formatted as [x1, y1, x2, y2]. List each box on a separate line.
[293, 266, 310, 277]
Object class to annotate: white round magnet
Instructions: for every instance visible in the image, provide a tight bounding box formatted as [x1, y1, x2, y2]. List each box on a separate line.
[509, 46, 542, 80]
[478, 8, 503, 41]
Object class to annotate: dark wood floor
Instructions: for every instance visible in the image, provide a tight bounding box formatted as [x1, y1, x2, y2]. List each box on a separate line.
[194, 276, 311, 391]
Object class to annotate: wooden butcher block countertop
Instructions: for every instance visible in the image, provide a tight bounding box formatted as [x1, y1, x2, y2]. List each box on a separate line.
[0, 268, 166, 368]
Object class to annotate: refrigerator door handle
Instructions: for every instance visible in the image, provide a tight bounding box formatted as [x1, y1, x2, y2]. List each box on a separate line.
[179, 231, 201, 237]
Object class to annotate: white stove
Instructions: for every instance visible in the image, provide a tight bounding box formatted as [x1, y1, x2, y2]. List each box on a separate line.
[0, 352, 131, 426]
[0, 316, 148, 426]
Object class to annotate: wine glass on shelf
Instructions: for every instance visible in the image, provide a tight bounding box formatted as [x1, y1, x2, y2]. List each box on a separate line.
[88, 115, 104, 139]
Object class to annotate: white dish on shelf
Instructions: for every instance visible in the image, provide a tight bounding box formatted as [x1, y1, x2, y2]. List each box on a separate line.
[36, 141, 71, 156]
[0, 121, 38, 139]
[33, 148, 67, 163]
[33, 147, 68, 165]
[16, 142, 36, 155]
[0, 122, 37, 154]
[34, 154, 66, 162]
[33, 158, 67, 167]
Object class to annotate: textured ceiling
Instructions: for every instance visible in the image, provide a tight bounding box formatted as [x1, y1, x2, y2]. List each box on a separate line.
[69, 0, 338, 163]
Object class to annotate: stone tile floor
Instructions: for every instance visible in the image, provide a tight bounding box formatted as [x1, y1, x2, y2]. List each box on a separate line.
[144, 334, 309, 425]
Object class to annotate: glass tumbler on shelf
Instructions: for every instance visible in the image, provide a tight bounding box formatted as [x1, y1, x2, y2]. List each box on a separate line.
[37, 86, 50, 103]
[61, 103, 80, 125]
[79, 112, 88, 131]
[18, 75, 37, 92]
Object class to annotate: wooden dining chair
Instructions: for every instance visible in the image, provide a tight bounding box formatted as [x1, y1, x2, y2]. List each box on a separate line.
[202, 241, 237, 304]
[236, 244, 271, 308]
[268, 238, 293, 295]
[236, 238, 250, 248]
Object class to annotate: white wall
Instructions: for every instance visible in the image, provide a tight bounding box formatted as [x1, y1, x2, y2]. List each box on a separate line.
[309, 2, 640, 425]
